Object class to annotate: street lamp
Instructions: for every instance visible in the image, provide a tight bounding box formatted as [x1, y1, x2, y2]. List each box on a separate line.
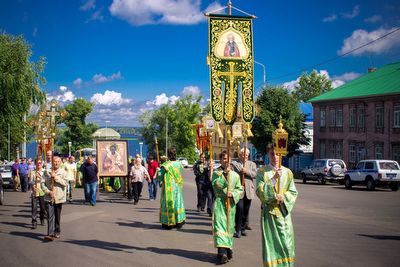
[254, 60, 266, 85]
[68, 141, 72, 157]
[139, 142, 143, 159]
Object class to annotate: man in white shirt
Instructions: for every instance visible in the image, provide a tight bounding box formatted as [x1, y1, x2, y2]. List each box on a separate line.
[64, 156, 77, 203]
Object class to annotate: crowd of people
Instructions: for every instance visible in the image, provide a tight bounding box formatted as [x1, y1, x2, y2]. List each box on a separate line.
[5, 144, 298, 266]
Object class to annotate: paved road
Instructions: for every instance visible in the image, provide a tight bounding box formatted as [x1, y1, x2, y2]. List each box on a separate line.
[0, 169, 399, 267]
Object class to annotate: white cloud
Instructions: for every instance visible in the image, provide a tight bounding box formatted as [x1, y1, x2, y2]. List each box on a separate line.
[341, 5, 360, 19]
[109, 0, 222, 26]
[47, 86, 76, 103]
[282, 78, 300, 93]
[87, 106, 142, 126]
[90, 90, 131, 105]
[181, 85, 200, 96]
[88, 8, 104, 22]
[73, 78, 83, 88]
[283, 70, 361, 92]
[322, 14, 337, 23]
[338, 27, 400, 56]
[332, 72, 361, 82]
[146, 93, 180, 107]
[364, 15, 382, 23]
[80, 0, 96, 11]
[322, 5, 360, 23]
[92, 71, 122, 84]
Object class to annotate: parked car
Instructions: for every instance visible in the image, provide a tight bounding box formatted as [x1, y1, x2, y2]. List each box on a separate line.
[301, 159, 347, 184]
[344, 160, 400, 191]
[177, 157, 189, 168]
[0, 163, 13, 189]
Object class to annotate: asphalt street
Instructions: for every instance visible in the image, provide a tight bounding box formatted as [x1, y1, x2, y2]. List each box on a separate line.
[0, 168, 399, 267]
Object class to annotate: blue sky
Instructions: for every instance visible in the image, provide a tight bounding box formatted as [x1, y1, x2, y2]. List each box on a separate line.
[1, 0, 399, 126]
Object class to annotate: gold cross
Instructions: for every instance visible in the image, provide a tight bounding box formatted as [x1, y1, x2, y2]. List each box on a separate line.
[217, 62, 247, 122]
[46, 101, 60, 127]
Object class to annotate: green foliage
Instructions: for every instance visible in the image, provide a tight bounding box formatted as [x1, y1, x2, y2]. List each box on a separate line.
[58, 99, 98, 154]
[250, 85, 309, 156]
[294, 70, 332, 102]
[140, 95, 202, 163]
[0, 33, 46, 159]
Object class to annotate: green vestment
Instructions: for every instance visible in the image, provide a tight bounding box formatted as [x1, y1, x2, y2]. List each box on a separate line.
[158, 160, 186, 226]
[256, 165, 298, 267]
[212, 168, 243, 249]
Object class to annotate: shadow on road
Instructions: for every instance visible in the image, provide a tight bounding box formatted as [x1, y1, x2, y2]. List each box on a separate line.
[62, 239, 216, 263]
[62, 239, 136, 252]
[187, 221, 212, 227]
[8, 231, 45, 241]
[357, 234, 400, 241]
[178, 228, 212, 235]
[116, 220, 160, 230]
[1, 221, 31, 228]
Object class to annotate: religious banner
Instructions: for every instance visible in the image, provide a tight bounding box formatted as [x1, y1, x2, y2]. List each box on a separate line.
[96, 140, 129, 177]
[208, 14, 254, 125]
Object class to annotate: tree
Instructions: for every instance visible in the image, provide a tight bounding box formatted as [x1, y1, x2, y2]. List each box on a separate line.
[250, 85, 309, 156]
[57, 99, 98, 155]
[294, 70, 332, 102]
[0, 33, 46, 159]
[140, 95, 202, 163]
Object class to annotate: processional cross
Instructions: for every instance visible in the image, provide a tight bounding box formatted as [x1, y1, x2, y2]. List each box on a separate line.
[217, 61, 247, 122]
[46, 101, 60, 128]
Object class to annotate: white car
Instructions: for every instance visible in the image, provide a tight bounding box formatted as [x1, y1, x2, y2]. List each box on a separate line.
[344, 160, 400, 191]
[301, 159, 347, 184]
[178, 157, 189, 168]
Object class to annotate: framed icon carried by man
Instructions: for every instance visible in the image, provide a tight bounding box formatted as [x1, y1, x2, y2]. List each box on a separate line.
[96, 140, 128, 177]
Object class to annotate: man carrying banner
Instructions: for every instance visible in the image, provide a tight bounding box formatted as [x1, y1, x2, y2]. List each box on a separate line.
[256, 143, 298, 267]
[158, 147, 186, 230]
[212, 150, 243, 264]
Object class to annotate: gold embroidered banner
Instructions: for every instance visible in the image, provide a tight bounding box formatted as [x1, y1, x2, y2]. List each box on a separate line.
[208, 15, 254, 125]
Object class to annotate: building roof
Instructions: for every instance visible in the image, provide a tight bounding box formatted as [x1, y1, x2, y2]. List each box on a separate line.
[309, 62, 400, 103]
[92, 128, 121, 139]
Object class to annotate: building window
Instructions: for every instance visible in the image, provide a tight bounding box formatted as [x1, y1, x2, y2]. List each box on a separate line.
[329, 142, 335, 158]
[349, 144, 356, 163]
[319, 140, 325, 158]
[376, 106, 384, 128]
[336, 142, 343, 159]
[214, 133, 217, 143]
[394, 105, 400, 128]
[329, 109, 335, 127]
[349, 106, 357, 127]
[374, 143, 383, 159]
[336, 108, 343, 127]
[357, 144, 366, 162]
[357, 106, 365, 128]
[320, 109, 326, 127]
[393, 145, 400, 163]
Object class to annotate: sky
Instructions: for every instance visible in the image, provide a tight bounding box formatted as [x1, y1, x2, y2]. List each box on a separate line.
[1, 0, 400, 127]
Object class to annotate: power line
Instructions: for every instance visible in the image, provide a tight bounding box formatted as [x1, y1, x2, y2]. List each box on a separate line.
[268, 27, 400, 82]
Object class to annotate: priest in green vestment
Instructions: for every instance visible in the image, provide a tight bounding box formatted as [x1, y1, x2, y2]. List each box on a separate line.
[256, 144, 298, 267]
[158, 147, 186, 229]
[212, 150, 243, 264]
